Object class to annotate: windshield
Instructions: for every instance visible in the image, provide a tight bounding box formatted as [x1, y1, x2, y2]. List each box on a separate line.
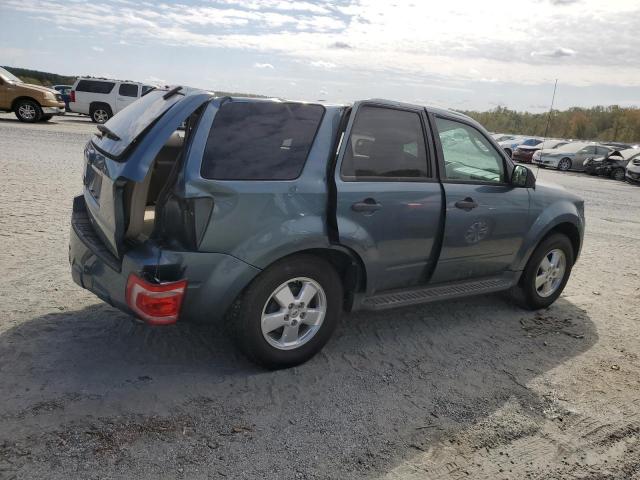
[0, 67, 23, 83]
[91, 89, 183, 159]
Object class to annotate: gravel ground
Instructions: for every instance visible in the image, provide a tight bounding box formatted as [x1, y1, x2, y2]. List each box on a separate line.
[0, 113, 639, 480]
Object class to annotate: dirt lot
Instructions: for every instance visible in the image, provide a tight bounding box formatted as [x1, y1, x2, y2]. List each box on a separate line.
[0, 112, 639, 480]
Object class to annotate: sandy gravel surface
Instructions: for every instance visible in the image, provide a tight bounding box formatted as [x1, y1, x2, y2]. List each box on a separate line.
[0, 113, 639, 479]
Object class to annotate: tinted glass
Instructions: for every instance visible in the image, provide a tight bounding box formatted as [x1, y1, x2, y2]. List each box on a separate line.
[341, 106, 428, 179]
[76, 80, 115, 94]
[201, 101, 324, 180]
[141, 85, 155, 96]
[435, 117, 505, 183]
[595, 146, 610, 156]
[119, 83, 138, 97]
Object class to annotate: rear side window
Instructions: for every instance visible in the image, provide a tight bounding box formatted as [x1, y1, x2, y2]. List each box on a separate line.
[341, 106, 429, 179]
[76, 80, 115, 94]
[201, 102, 324, 180]
[119, 83, 138, 97]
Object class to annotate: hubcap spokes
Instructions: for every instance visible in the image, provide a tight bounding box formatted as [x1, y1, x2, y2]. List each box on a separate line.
[19, 104, 35, 119]
[95, 110, 108, 123]
[535, 249, 567, 297]
[261, 277, 326, 350]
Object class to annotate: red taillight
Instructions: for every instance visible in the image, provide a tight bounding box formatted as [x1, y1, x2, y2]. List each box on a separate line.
[70, 90, 76, 102]
[125, 274, 187, 325]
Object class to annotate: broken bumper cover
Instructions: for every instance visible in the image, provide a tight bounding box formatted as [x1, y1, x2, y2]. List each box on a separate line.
[69, 195, 261, 323]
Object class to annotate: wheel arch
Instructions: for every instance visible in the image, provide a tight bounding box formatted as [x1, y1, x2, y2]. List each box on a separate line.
[512, 208, 584, 273]
[11, 96, 41, 111]
[90, 101, 112, 112]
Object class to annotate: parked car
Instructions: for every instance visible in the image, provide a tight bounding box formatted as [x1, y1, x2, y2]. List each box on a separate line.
[532, 142, 613, 171]
[584, 148, 640, 180]
[512, 139, 568, 164]
[626, 156, 640, 184]
[53, 84, 73, 111]
[68, 77, 154, 123]
[69, 88, 585, 368]
[499, 137, 541, 158]
[492, 134, 519, 142]
[0, 66, 65, 122]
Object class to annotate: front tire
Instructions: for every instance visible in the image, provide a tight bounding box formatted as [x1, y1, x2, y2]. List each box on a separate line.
[557, 157, 572, 171]
[511, 233, 574, 310]
[14, 99, 42, 123]
[229, 255, 343, 369]
[611, 168, 625, 181]
[40, 115, 53, 122]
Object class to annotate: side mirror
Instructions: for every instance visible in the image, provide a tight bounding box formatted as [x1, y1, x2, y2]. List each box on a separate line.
[511, 164, 536, 188]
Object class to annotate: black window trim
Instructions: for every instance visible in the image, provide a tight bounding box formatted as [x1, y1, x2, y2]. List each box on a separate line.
[339, 102, 436, 183]
[199, 100, 327, 182]
[430, 112, 513, 187]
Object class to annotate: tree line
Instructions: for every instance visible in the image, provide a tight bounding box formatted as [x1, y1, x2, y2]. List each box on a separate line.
[461, 106, 640, 144]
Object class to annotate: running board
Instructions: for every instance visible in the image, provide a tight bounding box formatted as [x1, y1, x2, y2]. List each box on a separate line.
[362, 276, 515, 311]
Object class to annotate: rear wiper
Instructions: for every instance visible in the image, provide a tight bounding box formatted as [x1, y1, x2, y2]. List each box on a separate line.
[96, 124, 121, 141]
[163, 86, 183, 100]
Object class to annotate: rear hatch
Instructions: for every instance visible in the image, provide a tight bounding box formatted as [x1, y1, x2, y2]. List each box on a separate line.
[82, 86, 213, 257]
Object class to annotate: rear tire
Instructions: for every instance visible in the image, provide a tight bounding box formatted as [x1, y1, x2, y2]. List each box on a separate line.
[14, 99, 42, 123]
[229, 255, 343, 369]
[511, 233, 574, 310]
[90, 104, 112, 124]
[557, 157, 572, 171]
[40, 115, 53, 122]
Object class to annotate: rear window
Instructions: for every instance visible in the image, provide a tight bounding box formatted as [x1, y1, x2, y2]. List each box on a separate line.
[76, 80, 115, 94]
[91, 89, 183, 159]
[201, 101, 324, 180]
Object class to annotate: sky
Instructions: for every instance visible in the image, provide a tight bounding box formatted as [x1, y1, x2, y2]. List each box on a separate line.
[1, 0, 640, 111]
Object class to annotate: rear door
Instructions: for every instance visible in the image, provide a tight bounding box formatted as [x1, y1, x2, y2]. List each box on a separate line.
[115, 83, 139, 112]
[82, 88, 213, 257]
[429, 114, 531, 283]
[335, 102, 443, 294]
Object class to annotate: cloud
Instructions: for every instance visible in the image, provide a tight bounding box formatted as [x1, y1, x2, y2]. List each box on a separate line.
[531, 47, 577, 58]
[91, 46, 104, 52]
[254, 62, 275, 69]
[329, 41, 352, 49]
[309, 60, 337, 69]
[547, 0, 581, 4]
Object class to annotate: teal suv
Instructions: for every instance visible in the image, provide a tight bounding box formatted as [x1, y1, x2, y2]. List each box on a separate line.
[69, 87, 585, 368]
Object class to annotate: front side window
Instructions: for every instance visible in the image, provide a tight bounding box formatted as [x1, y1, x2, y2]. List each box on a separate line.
[119, 83, 139, 97]
[341, 106, 428, 179]
[201, 101, 324, 180]
[435, 117, 505, 183]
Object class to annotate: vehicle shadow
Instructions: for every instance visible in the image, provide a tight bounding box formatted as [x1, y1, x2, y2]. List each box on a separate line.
[0, 295, 595, 478]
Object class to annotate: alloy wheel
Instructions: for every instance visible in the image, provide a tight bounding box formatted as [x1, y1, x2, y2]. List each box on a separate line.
[18, 104, 36, 121]
[558, 158, 571, 171]
[260, 277, 327, 350]
[535, 248, 567, 297]
[94, 109, 109, 123]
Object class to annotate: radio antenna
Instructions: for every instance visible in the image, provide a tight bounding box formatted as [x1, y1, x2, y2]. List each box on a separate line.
[537, 79, 558, 177]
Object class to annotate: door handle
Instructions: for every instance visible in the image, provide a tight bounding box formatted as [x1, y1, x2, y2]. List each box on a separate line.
[454, 197, 478, 211]
[351, 198, 382, 213]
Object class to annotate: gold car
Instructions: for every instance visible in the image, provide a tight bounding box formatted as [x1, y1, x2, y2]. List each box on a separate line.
[0, 67, 66, 122]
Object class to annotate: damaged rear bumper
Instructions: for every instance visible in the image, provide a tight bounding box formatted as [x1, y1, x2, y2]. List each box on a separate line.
[69, 195, 261, 324]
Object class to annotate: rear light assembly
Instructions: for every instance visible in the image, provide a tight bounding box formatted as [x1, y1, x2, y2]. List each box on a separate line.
[125, 274, 187, 325]
[70, 90, 76, 102]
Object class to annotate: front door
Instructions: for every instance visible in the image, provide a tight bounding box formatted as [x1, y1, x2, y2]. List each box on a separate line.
[335, 102, 443, 294]
[429, 115, 531, 283]
[115, 83, 139, 113]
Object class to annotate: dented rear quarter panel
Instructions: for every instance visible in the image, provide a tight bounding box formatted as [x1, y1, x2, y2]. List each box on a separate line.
[182, 99, 347, 269]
